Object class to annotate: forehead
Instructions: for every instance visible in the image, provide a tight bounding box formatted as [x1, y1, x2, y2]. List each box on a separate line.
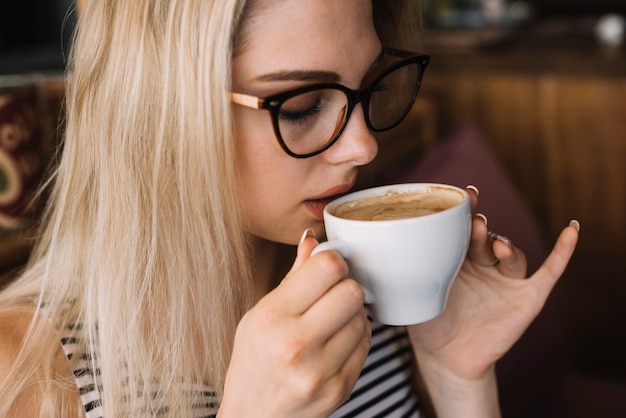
[233, 0, 380, 87]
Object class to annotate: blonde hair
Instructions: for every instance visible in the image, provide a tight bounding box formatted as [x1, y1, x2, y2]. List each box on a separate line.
[0, 0, 421, 416]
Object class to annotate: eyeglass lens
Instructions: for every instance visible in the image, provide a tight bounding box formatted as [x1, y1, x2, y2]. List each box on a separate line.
[277, 61, 420, 156]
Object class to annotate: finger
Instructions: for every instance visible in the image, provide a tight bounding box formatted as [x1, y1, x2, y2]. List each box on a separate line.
[313, 315, 371, 411]
[530, 221, 580, 295]
[276, 249, 350, 315]
[289, 228, 318, 273]
[333, 333, 372, 406]
[466, 185, 479, 212]
[322, 310, 371, 382]
[303, 277, 366, 341]
[467, 213, 497, 266]
[492, 235, 527, 278]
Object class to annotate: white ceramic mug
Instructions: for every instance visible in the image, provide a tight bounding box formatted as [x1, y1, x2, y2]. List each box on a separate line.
[313, 183, 472, 326]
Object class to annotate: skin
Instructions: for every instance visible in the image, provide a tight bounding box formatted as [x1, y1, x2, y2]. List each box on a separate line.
[232, 0, 379, 247]
[0, 311, 79, 416]
[0, 0, 580, 417]
[223, 0, 580, 417]
[225, 2, 378, 415]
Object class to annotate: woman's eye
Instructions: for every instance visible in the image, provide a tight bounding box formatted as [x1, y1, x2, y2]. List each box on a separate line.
[372, 80, 389, 94]
[278, 100, 323, 125]
[278, 91, 329, 125]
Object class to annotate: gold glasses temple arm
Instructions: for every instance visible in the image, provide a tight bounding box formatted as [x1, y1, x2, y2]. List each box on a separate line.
[230, 92, 263, 109]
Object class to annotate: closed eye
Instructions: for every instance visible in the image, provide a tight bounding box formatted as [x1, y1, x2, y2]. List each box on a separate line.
[279, 98, 324, 126]
[372, 80, 389, 93]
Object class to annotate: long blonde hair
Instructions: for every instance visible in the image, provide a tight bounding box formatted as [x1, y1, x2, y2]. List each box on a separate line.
[0, 0, 421, 416]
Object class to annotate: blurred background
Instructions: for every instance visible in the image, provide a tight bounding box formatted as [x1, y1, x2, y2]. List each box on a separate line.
[412, 2, 626, 416]
[1, 0, 626, 417]
[0, 0, 76, 75]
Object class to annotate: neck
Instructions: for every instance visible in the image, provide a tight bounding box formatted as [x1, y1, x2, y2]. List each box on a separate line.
[249, 236, 295, 301]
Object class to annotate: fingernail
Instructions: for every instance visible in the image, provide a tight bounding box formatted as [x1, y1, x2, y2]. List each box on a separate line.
[569, 219, 580, 232]
[299, 228, 315, 246]
[466, 185, 479, 196]
[499, 235, 513, 249]
[476, 213, 488, 226]
[489, 231, 513, 249]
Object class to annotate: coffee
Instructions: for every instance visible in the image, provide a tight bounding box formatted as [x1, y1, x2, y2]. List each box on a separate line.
[317, 183, 472, 325]
[332, 186, 463, 221]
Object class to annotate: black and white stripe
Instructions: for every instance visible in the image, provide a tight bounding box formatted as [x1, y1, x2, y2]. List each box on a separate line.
[60, 324, 219, 417]
[60, 319, 419, 417]
[331, 320, 420, 418]
[60, 325, 106, 418]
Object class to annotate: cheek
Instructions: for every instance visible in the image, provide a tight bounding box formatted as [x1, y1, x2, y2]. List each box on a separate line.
[234, 110, 294, 220]
[236, 155, 298, 240]
[234, 107, 281, 195]
[236, 152, 277, 218]
[234, 114, 317, 242]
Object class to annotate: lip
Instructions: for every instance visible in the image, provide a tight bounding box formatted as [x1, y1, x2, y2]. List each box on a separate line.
[304, 180, 356, 219]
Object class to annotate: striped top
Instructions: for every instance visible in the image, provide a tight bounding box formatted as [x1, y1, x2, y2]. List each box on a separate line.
[60, 319, 420, 417]
[331, 321, 421, 418]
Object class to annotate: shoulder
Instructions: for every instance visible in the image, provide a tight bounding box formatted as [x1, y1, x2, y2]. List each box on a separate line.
[0, 309, 34, 377]
[0, 309, 41, 415]
[0, 308, 81, 416]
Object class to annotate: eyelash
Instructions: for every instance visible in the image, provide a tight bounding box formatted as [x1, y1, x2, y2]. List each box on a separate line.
[372, 80, 389, 93]
[275, 77, 390, 126]
[278, 99, 324, 125]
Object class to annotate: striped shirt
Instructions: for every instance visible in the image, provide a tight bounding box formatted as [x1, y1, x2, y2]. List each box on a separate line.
[60, 319, 420, 417]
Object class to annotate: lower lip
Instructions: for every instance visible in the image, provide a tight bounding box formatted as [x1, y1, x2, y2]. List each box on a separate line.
[304, 198, 333, 219]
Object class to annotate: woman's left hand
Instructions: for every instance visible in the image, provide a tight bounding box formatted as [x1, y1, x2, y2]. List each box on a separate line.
[406, 187, 579, 416]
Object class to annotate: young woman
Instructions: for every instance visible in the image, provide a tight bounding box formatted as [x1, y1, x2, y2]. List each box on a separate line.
[0, 1, 579, 417]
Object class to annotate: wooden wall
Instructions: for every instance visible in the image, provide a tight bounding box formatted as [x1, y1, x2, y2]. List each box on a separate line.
[418, 36, 626, 385]
[422, 72, 626, 260]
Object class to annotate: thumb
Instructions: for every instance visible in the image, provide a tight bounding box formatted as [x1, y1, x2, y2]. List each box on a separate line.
[290, 228, 319, 272]
[530, 220, 580, 294]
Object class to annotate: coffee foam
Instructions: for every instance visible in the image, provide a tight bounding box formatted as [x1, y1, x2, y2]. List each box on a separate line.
[332, 186, 464, 221]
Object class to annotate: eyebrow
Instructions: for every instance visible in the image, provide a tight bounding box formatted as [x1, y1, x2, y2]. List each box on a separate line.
[254, 49, 385, 83]
[255, 70, 340, 83]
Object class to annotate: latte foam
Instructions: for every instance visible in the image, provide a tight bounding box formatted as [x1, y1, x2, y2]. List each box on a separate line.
[332, 187, 463, 221]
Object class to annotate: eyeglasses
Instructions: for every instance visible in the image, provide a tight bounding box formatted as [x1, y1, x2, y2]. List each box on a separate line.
[231, 48, 430, 158]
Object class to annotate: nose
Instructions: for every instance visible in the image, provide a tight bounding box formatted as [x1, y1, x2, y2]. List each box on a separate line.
[323, 104, 378, 166]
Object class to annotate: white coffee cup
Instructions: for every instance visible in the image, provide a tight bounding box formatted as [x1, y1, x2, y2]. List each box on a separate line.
[313, 183, 472, 326]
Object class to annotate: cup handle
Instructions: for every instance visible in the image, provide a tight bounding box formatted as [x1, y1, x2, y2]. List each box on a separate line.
[311, 239, 375, 304]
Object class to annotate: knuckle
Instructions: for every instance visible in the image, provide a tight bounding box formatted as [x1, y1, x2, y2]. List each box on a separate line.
[241, 303, 277, 332]
[356, 311, 371, 339]
[351, 314, 372, 355]
[314, 250, 349, 277]
[291, 369, 326, 400]
[323, 379, 353, 411]
[235, 309, 254, 336]
[342, 278, 365, 304]
[276, 337, 308, 366]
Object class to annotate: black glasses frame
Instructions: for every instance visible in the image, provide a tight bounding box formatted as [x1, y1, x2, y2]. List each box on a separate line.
[231, 48, 430, 158]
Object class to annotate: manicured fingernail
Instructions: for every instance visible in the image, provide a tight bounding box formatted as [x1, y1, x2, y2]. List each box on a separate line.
[476, 213, 488, 226]
[499, 235, 513, 249]
[466, 185, 479, 196]
[489, 231, 513, 248]
[299, 228, 315, 246]
[569, 220, 580, 232]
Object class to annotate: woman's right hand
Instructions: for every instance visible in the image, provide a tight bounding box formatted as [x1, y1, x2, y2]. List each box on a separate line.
[219, 230, 371, 418]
